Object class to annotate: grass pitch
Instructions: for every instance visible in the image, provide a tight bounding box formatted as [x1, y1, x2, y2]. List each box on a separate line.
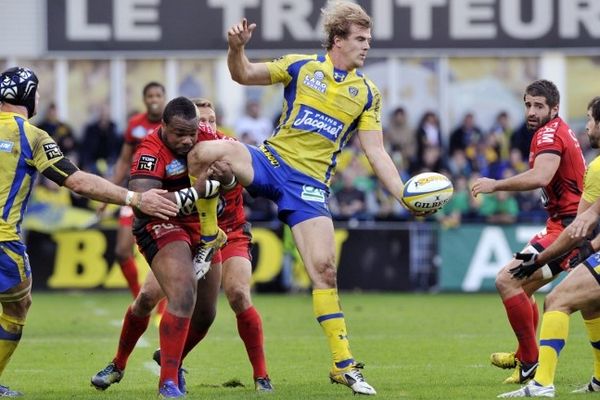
[2, 292, 592, 399]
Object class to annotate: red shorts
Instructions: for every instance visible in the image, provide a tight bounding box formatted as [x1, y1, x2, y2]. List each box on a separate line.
[133, 220, 222, 265]
[221, 222, 253, 263]
[119, 206, 135, 227]
[529, 216, 576, 273]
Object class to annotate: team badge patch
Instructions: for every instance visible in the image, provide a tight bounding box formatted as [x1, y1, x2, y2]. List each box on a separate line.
[349, 87, 359, 97]
[0, 140, 14, 152]
[137, 155, 157, 172]
[165, 159, 186, 176]
[43, 143, 63, 160]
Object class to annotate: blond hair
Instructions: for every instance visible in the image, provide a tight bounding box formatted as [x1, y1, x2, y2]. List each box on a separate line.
[190, 97, 214, 110]
[321, 1, 371, 50]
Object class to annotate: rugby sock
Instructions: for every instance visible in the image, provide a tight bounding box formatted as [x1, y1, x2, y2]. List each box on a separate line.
[503, 292, 538, 364]
[119, 257, 140, 298]
[313, 288, 354, 370]
[181, 326, 208, 361]
[535, 311, 569, 386]
[531, 296, 539, 333]
[113, 306, 150, 370]
[156, 298, 167, 316]
[159, 311, 190, 386]
[237, 306, 268, 378]
[583, 316, 600, 381]
[0, 314, 24, 376]
[189, 175, 219, 239]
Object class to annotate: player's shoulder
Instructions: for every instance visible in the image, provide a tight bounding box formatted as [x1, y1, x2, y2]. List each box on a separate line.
[588, 155, 600, 174]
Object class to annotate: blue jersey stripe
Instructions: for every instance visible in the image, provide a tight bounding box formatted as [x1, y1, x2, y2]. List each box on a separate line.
[3, 117, 34, 223]
[325, 118, 359, 184]
[363, 78, 373, 111]
[275, 58, 313, 138]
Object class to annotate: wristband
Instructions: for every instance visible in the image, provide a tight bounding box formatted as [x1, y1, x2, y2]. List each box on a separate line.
[125, 190, 135, 206]
[222, 176, 237, 190]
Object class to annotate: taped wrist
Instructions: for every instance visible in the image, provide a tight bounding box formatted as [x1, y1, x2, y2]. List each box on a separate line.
[222, 175, 237, 190]
[175, 187, 199, 215]
[204, 180, 221, 198]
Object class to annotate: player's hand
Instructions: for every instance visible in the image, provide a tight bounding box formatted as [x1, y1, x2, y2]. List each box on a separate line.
[136, 189, 179, 220]
[208, 160, 234, 185]
[227, 18, 257, 49]
[509, 252, 539, 279]
[471, 177, 496, 198]
[567, 208, 600, 239]
[568, 240, 594, 269]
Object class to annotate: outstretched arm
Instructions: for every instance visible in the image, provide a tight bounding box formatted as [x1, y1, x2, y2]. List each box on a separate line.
[358, 129, 404, 203]
[227, 18, 271, 85]
[471, 153, 559, 197]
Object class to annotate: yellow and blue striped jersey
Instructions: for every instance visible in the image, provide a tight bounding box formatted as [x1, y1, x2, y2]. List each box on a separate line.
[583, 155, 600, 204]
[265, 53, 382, 187]
[0, 112, 67, 241]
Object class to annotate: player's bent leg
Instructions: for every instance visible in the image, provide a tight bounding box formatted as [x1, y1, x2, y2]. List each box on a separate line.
[188, 140, 254, 187]
[151, 242, 196, 394]
[494, 256, 550, 383]
[292, 217, 375, 395]
[115, 225, 140, 298]
[223, 257, 271, 389]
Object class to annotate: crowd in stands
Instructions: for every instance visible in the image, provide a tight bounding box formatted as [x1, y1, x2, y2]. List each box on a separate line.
[29, 100, 596, 226]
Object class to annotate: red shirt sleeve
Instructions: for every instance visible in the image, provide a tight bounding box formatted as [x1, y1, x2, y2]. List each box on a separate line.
[130, 138, 166, 181]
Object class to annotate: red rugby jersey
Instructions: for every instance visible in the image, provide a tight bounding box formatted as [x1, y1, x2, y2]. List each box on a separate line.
[124, 113, 162, 149]
[528, 116, 585, 219]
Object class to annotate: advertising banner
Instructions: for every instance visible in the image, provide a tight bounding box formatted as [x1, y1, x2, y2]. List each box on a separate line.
[25, 224, 412, 291]
[47, 0, 600, 53]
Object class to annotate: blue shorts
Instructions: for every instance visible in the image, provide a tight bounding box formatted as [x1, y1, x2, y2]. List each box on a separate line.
[0, 241, 31, 292]
[245, 144, 331, 227]
[583, 251, 600, 286]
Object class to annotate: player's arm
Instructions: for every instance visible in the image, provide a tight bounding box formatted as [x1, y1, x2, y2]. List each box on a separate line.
[111, 142, 135, 185]
[357, 129, 404, 203]
[227, 18, 271, 85]
[471, 153, 559, 196]
[40, 159, 178, 220]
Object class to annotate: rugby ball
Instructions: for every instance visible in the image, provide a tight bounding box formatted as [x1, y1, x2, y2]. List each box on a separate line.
[402, 172, 453, 213]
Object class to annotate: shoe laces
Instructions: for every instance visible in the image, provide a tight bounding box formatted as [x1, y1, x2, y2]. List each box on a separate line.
[99, 363, 118, 376]
[348, 363, 366, 382]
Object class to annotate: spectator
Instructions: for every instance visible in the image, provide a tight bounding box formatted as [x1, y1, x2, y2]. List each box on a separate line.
[489, 111, 513, 160]
[234, 99, 273, 144]
[385, 107, 414, 171]
[38, 103, 78, 160]
[79, 105, 121, 175]
[478, 170, 520, 225]
[449, 112, 482, 158]
[332, 170, 369, 221]
[437, 175, 473, 228]
[413, 111, 443, 173]
[509, 120, 532, 162]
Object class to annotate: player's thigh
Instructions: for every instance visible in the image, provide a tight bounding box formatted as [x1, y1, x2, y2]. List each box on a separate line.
[546, 264, 600, 313]
[151, 241, 195, 298]
[291, 216, 336, 277]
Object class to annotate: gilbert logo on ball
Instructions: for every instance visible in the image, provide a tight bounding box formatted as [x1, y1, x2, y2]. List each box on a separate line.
[402, 172, 453, 212]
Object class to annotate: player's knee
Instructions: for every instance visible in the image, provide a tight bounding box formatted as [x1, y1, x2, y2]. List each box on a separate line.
[115, 246, 132, 262]
[191, 306, 216, 331]
[313, 260, 337, 288]
[495, 270, 514, 294]
[168, 285, 197, 315]
[134, 290, 160, 315]
[543, 289, 568, 313]
[226, 285, 251, 313]
[3, 295, 32, 320]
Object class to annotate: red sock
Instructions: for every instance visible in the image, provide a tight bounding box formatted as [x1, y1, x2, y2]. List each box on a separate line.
[113, 306, 150, 370]
[503, 292, 538, 364]
[159, 311, 190, 386]
[530, 297, 539, 333]
[237, 306, 268, 378]
[156, 298, 167, 315]
[181, 327, 208, 361]
[119, 257, 140, 298]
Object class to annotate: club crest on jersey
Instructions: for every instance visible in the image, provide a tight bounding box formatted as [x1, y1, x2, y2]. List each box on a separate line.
[303, 72, 327, 93]
[43, 143, 62, 160]
[137, 155, 157, 172]
[348, 86, 359, 97]
[0, 140, 14, 152]
[293, 105, 344, 141]
[132, 125, 148, 139]
[165, 159, 186, 176]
